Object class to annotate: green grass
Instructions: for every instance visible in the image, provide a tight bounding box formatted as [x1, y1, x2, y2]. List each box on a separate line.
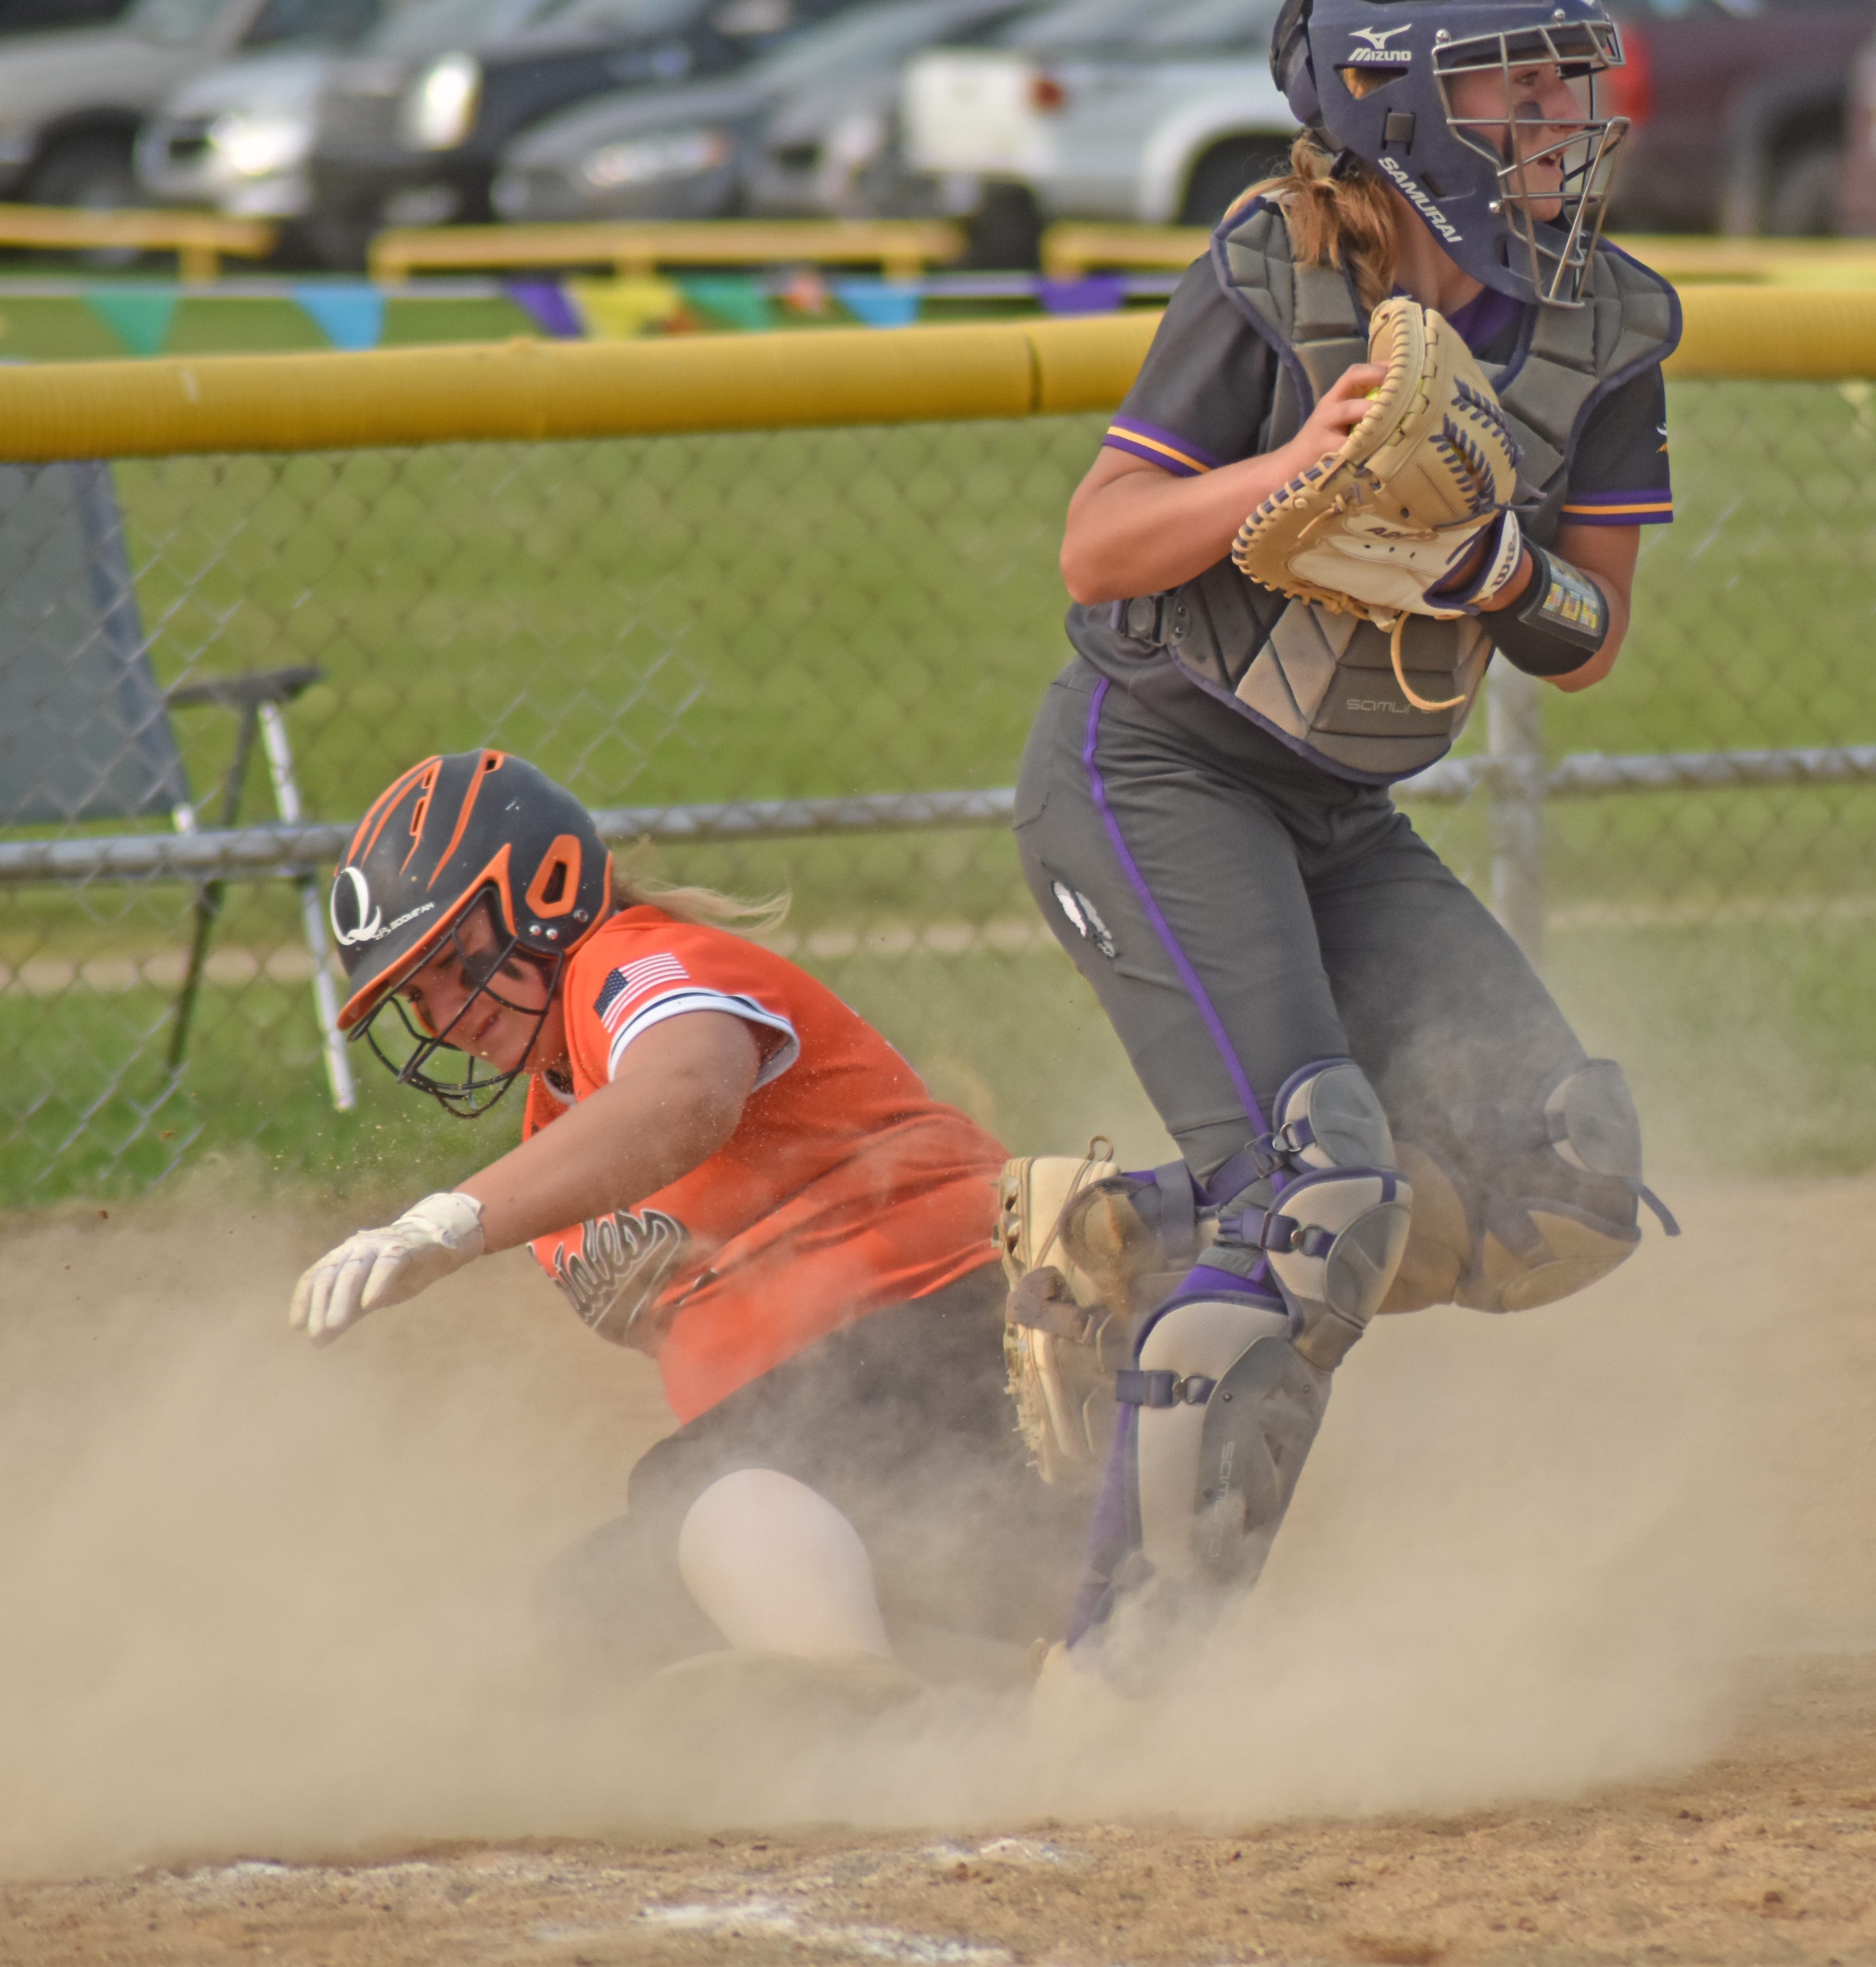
[7, 379, 1876, 1203]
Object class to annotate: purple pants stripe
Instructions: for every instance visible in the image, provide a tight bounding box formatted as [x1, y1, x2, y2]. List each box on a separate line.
[1081, 677, 1268, 1135]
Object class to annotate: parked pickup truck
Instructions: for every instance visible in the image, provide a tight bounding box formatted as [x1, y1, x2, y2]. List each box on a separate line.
[1605, 0, 1870, 236]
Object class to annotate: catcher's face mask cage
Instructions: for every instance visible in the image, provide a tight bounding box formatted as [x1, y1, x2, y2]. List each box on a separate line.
[362, 890, 566, 1120]
[1273, 0, 1630, 309]
[328, 748, 612, 1117]
[1434, 17, 1627, 307]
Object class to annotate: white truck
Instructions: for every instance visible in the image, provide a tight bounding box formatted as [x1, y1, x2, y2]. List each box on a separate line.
[903, 0, 1293, 238]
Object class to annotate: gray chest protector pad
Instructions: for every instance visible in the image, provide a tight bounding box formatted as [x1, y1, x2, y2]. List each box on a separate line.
[1107, 205, 1679, 785]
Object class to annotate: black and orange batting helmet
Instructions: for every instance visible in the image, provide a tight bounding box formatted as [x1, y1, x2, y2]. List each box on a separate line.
[330, 751, 612, 1114]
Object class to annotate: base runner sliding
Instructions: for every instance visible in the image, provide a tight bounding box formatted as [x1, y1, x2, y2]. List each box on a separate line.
[290, 751, 1082, 1693]
[1012, 0, 1682, 1671]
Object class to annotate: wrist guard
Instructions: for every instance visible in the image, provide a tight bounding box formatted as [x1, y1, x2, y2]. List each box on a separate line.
[1427, 509, 1525, 612]
[1482, 544, 1610, 678]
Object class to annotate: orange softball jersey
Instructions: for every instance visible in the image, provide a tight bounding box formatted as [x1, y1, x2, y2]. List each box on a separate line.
[522, 905, 1005, 1421]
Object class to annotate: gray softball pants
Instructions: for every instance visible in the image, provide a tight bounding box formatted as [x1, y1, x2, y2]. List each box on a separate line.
[1014, 658, 1630, 1229]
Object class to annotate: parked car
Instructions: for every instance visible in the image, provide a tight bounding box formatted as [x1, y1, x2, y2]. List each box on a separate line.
[1601, 0, 1869, 236]
[901, 0, 1294, 245]
[304, 0, 860, 260]
[0, 0, 133, 32]
[906, 0, 1868, 247]
[0, 0, 315, 210]
[491, 0, 1030, 222]
[135, 0, 397, 226]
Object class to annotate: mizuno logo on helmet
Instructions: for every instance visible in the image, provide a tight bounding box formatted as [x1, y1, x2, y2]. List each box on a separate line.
[1347, 23, 1410, 59]
[330, 866, 384, 945]
[1378, 155, 1462, 240]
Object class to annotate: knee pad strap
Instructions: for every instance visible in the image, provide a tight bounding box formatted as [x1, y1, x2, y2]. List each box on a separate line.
[1202, 1057, 1399, 1207]
[1219, 1168, 1412, 1366]
[1207, 1061, 1411, 1370]
[1116, 1368, 1217, 1408]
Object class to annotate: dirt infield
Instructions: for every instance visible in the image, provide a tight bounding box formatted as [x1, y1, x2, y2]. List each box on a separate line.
[10, 1654, 1876, 1965]
[3, 1169, 1875, 1963]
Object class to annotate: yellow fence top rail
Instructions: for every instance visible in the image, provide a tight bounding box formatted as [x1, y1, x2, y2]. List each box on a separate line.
[0, 203, 277, 282]
[0, 286, 1861, 462]
[0, 313, 1156, 460]
[1613, 235, 1876, 287]
[368, 218, 969, 284]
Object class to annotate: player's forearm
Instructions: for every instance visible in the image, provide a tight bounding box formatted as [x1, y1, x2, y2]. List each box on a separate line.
[1060, 450, 1316, 604]
[459, 1020, 760, 1252]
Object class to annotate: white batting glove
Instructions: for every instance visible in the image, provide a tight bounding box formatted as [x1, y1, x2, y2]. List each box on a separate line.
[288, 1191, 486, 1346]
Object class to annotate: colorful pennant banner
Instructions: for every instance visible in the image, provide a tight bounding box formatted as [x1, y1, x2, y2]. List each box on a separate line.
[47, 267, 1159, 358]
[291, 284, 386, 352]
[828, 278, 922, 329]
[83, 289, 178, 358]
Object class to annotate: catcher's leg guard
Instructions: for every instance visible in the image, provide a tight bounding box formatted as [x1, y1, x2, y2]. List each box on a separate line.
[1209, 1058, 1413, 1368]
[1384, 1058, 1678, 1316]
[1125, 1293, 1328, 1593]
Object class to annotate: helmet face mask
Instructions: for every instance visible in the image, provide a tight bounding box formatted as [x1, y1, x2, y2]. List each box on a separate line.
[328, 751, 612, 1118]
[1271, 0, 1630, 308]
[1433, 19, 1627, 306]
[361, 891, 565, 1120]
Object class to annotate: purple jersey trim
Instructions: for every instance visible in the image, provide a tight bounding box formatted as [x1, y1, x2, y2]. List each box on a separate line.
[1102, 415, 1223, 477]
[1081, 677, 1267, 1135]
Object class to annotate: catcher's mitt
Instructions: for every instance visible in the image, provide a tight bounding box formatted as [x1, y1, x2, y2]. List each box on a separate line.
[1230, 297, 1523, 710]
[996, 1144, 1196, 1487]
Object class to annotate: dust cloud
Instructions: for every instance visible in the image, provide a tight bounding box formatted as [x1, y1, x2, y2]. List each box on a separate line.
[0, 1162, 1862, 1879]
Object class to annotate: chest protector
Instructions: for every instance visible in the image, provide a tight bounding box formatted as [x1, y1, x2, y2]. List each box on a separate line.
[1124, 204, 1678, 784]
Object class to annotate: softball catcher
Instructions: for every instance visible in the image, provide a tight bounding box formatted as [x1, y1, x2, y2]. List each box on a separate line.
[1016, 0, 1680, 1666]
[289, 752, 1082, 1694]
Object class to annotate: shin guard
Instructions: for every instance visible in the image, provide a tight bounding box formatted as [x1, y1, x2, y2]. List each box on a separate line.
[1121, 1293, 1317, 1594]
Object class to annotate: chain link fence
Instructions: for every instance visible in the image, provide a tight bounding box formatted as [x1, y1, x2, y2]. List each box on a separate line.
[4, 377, 1874, 1205]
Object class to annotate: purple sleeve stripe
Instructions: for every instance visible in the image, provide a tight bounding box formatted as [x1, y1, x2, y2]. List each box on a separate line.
[1106, 417, 1223, 473]
[1102, 432, 1205, 476]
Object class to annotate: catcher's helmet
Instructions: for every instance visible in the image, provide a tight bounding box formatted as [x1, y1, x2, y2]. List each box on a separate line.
[1272, 0, 1628, 307]
[330, 751, 611, 1115]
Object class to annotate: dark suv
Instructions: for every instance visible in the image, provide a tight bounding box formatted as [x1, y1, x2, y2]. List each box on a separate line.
[1605, 0, 1872, 235]
[305, 0, 861, 262]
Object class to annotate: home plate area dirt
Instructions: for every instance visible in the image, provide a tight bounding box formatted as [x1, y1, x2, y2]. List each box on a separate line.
[9, 1655, 1876, 1967]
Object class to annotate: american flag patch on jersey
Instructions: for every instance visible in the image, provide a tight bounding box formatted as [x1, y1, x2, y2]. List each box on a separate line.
[594, 953, 689, 1030]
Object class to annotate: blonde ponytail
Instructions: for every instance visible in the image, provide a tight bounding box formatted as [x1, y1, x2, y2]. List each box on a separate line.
[1240, 123, 1403, 316]
[609, 843, 789, 937]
